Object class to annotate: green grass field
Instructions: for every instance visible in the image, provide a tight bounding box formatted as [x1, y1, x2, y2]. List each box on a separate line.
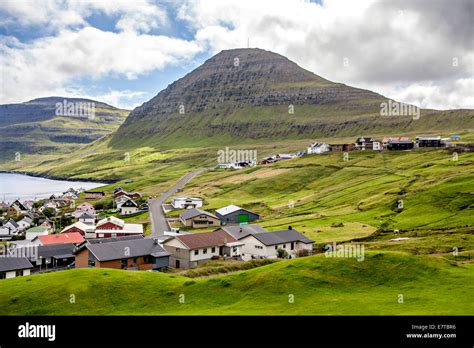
[1, 252, 472, 315]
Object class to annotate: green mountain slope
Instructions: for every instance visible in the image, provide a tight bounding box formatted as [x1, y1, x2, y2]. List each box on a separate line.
[0, 97, 129, 162]
[1, 252, 472, 315]
[111, 48, 474, 149]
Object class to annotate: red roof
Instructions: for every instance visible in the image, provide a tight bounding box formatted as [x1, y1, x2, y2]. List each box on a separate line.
[38, 232, 85, 245]
[176, 230, 236, 250]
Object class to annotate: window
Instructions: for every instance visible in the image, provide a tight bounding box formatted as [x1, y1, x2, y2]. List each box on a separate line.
[275, 245, 278, 250]
[203, 248, 207, 254]
[211, 247, 216, 253]
[283, 244, 286, 249]
[291, 242, 295, 250]
[194, 250, 199, 255]
[121, 259, 128, 269]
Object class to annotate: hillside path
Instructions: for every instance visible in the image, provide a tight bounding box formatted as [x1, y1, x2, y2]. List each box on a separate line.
[148, 169, 205, 237]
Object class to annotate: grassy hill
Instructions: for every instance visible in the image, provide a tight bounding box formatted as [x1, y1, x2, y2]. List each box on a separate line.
[1, 252, 473, 315]
[0, 97, 129, 162]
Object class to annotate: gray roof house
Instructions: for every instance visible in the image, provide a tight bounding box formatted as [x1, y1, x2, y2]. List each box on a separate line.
[0, 257, 34, 279]
[75, 237, 170, 271]
[179, 208, 221, 228]
[216, 224, 268, 240]
[239, 227, 314, 260]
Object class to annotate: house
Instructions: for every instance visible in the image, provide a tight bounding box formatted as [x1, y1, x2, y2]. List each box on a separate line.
[215, 205, 260, 225]
[16, 216, 33, 232]
[28, 243, 76, 269]
[162, 230, 243, 269]
[179, 208, 221, 228]
[451, 135, 461, 141]
[84, 191, 105, 200]
[38, 218, 54, 231]
[36, 232, 85, 246]
[1, 219, 20, 235]
[77, 211, 95, 225]
[416, 136, 442, 147]
[61, 221, 95, 236]
[73, 202, 95, 218]
[75, 237, 169, 271]
[239, 228, 314, 261]
[329, 143, 355, 152]
[354, 137, 381, 150]
[60, 216, 144, 239]
[119, 198, 139, 215]
[25, 226, 49, 241]
[0, 201, 9, 210]
[215, 224, 268, 240]
[383, 136, 414, 150]
[94, 216, 143, 238]
[307, 142, 330, 154]
[0, 257, 33, 279]
[114, 190, 142, 200]
[8, 200, 29, 217]
[171, 196, 203, 209]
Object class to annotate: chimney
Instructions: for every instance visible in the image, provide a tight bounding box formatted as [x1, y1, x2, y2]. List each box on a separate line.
[288, 226, 292, 230]
[153, 238, 159, 245]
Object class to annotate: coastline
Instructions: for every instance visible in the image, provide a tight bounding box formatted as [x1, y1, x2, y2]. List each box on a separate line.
[0, 170, 116, 184]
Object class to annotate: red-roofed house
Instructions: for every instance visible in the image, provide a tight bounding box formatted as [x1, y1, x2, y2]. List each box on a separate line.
[162, 230, 243, 269]
[36, 232, 85, 246]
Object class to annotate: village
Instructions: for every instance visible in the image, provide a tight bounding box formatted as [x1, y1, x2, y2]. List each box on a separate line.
[0, 133, 469, 279]
[217, 134, 467, 169]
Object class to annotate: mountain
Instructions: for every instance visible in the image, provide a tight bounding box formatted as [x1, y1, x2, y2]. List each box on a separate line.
[111, 48, 473, 149]
[0, 97, 129, 161]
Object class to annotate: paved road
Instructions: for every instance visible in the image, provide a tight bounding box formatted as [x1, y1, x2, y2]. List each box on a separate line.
[148, 169, 205, 237]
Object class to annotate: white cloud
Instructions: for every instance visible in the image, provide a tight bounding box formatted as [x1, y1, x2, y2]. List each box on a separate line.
[0, 0, 167, 33]
[0, 27, 201, 104]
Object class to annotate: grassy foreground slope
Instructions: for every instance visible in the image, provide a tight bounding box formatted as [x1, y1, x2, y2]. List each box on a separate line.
[1, 252, 473, 315]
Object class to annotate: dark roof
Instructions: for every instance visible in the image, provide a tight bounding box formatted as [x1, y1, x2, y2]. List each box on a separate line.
[85, 238, 169, 262]
[174, 230, 236, 249]
[0, 257, 33, 272]
[219, 224, 267, 240]
[6, 219, 19, 228]
[37, 243, 76, 259]
[248, 229, 314, 246]
[88, 235, 144, 244]
[121, 199, 138, 208]
[78, 211, 95, 219]
[180, 208, 217, 220]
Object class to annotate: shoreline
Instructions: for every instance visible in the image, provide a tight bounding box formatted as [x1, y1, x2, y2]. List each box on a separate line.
[0, 170, 116, 185]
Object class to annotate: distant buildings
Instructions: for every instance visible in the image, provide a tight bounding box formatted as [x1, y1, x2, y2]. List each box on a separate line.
[179, 208, 221, 228]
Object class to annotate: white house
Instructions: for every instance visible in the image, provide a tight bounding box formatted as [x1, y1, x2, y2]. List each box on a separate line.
[171, 196, 203, 209]
[77, 211, 95, 225]
[162, 230, 243, 269]
[73, 202, 96, 219]
[1, 219, 20, 235]
[307, 142, 330, 154]
[16, 216, 33, 232]
[119, 198, 139, 215]
[239, 228, 314, 261]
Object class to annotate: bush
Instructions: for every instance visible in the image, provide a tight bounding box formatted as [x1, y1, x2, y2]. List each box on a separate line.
[331, 222, 344, 228]
[276, 248, 289, 259]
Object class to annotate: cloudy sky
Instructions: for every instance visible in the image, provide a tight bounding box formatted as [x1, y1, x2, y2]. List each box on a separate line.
[0, 0, 472, 110]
